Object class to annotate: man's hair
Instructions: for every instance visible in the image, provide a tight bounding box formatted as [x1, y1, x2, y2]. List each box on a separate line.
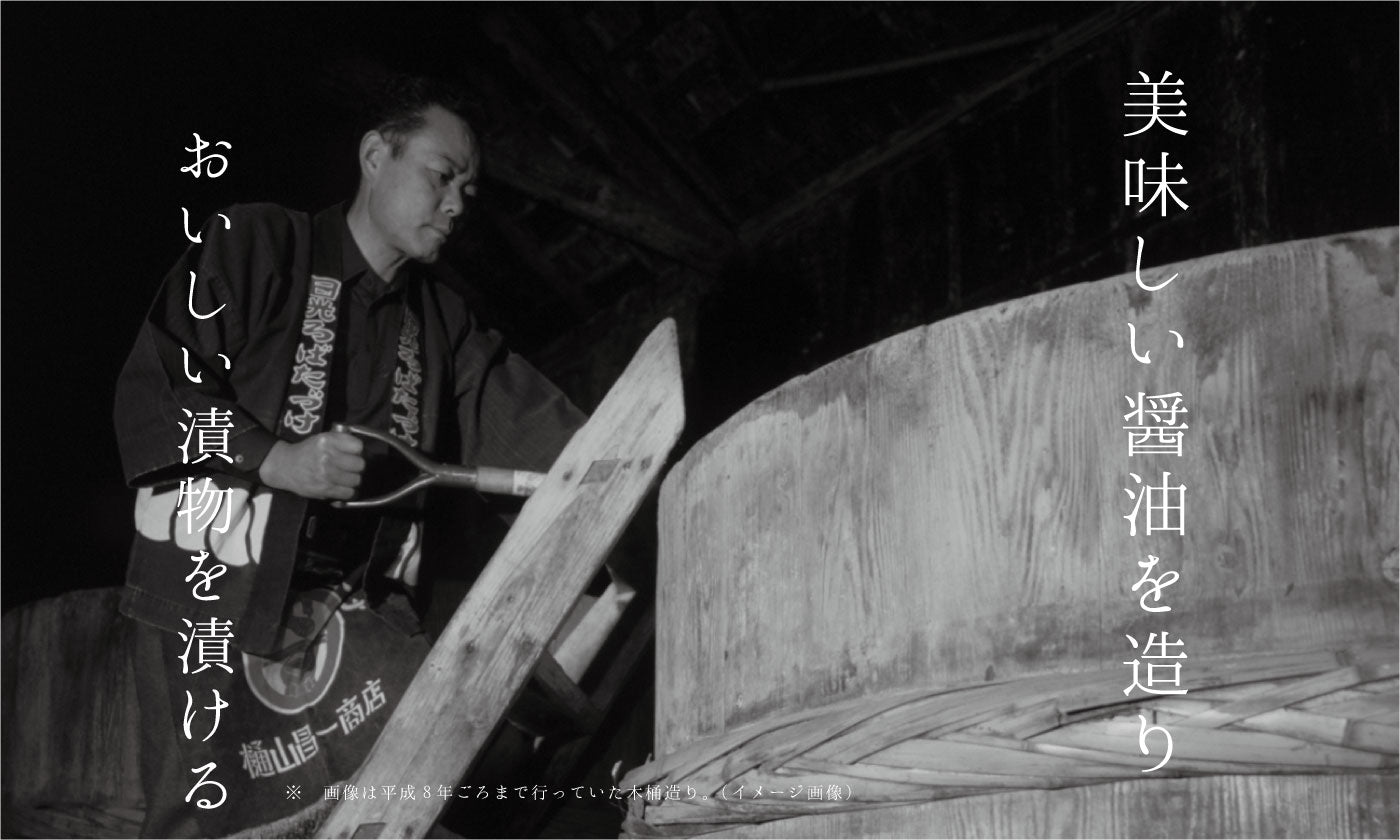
[364, 72, 474, 156]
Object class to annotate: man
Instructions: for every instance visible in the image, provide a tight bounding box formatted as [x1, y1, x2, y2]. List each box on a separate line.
[114, 74, 585, 837]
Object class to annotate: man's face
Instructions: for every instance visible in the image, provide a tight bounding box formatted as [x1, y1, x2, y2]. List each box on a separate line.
[364, 105, 479, 266]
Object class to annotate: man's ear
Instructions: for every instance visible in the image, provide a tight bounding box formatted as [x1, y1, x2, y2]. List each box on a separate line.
[359, 130, 389, 181]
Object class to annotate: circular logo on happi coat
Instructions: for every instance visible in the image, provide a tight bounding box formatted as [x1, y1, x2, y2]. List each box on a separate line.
[242, 589, 345, 714]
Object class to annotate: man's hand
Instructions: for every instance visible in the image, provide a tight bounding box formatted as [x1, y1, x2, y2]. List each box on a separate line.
[258, 432, 365, 500]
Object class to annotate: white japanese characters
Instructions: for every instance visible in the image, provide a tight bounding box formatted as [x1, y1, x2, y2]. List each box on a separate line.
[1119, 72, 1193, 772]
[176, 132, 237, 809]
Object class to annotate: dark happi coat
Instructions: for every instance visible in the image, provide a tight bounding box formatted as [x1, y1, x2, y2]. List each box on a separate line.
[115, 203, 583, 655]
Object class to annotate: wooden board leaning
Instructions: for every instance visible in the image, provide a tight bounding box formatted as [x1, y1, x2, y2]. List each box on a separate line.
[317, 318, 684, 839]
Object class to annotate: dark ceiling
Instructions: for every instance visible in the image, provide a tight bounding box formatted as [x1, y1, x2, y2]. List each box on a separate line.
[413, 3, 1107, 347]
[0, 0, 1109, 609]
[6, 1, 1397, 614]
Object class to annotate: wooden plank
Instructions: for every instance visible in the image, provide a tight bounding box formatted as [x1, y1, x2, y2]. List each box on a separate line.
[506, 604, 657, 838]
[1, 588, 145, 811]
[508, 653, 601, 739]
[2, 803, 144, 840]
[551, 579, 636, 683]
[591, 601, 656, 709]
[547, 593, 599, 662]
[318, 319, 684, 838]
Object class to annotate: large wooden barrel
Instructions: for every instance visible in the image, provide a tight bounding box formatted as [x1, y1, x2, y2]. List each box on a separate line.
[625, 229, 1399, 837]
[1, 584, 632, 839]
[2, 589, 145, 839]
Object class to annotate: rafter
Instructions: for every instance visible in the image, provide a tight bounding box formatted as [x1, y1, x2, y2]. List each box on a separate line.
[526, 6, 751, 228]
[740, 4, 1151, 245]
[481, 10, 735, 247]
[485, 140, 731, 275]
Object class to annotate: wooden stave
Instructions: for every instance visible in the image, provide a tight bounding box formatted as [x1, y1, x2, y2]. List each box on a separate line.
[649, 229, 1399, 835]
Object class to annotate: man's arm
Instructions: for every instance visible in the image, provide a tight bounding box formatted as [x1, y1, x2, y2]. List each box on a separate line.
[114, 205, 365, 499]
[258, 434, 365, 500]
[114, 207, 278, 486]
[454, 315, 587, 475]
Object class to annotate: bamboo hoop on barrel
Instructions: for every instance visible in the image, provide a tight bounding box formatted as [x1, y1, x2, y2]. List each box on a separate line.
[621, 644, 1398, 835]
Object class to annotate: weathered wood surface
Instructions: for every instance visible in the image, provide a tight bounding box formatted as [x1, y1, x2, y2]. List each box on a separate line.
[623, 646, 1395, 833]
[3, 803, 144, 840]
[319, 319, 684, 838]
[693, 774, 1399, 839]
[552, 579, 636, 682]
[650, 229, 1398, 834]
[1, 588, 144, 817]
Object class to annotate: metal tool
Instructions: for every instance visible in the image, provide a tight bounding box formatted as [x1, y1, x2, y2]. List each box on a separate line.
[330, 423, 546, 509]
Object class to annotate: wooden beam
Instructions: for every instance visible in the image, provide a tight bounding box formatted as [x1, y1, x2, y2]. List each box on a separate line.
[507, 603, 657, 838]
[317, 320, 684, 839]
[759, 25, 1059, 92]
[479, 10, 736, 273]
[551, 578, 637, 682]
[444, 49, 734, 273]
[509, 653, 603, 738]
[486, 140, 732, 274]
[481, 10, 733, 235]
[740, 3, 1152, 245]
[530, 7, 749, 227]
